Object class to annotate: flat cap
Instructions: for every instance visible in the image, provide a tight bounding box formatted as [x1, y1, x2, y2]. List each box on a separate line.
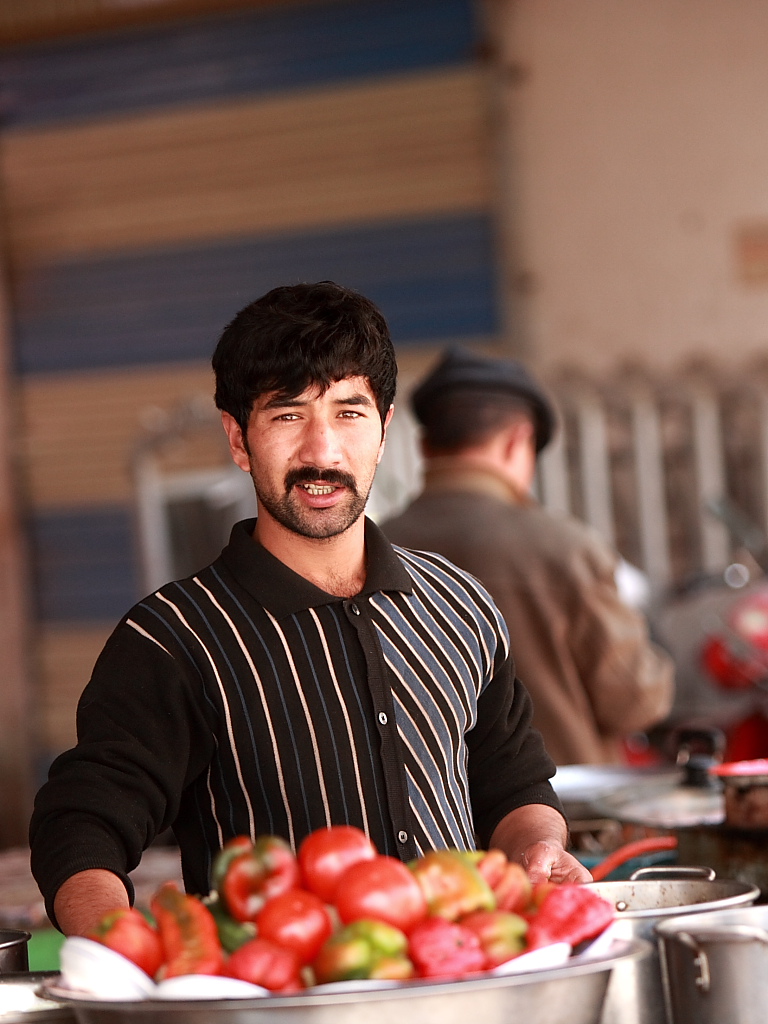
[410, 346, 557, 452]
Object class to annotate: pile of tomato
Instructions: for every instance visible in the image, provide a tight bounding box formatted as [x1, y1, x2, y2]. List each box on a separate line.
[87, 826, 614, 993]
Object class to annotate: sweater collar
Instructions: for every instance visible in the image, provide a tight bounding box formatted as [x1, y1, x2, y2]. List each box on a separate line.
[220, 517, 413, 619]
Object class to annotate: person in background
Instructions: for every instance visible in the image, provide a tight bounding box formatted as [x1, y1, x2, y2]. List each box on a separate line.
[30, 284, 589, 938]
[383, 347, 674, 766]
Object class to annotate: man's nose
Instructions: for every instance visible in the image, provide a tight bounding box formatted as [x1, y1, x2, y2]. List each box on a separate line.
[298, 418, 341, 465]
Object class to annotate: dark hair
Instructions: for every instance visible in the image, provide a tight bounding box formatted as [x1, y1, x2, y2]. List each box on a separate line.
[418, 388, 536, 453]
[212, 281, 397, 433]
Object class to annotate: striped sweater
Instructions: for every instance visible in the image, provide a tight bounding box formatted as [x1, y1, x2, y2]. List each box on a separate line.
[30, 519, 560, 917]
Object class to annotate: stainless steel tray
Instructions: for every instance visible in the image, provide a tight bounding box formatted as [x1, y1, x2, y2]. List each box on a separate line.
[0, 973, 75, 1023]
[41, 940, 650, 1024]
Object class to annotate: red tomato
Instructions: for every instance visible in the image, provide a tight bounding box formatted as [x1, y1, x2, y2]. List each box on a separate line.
[334, 855, 428, 934]
[225, 937, 303, 993]
[86, 907, 164, 978]
[255, 889, 333, 964]
[298, 825, 377, 902]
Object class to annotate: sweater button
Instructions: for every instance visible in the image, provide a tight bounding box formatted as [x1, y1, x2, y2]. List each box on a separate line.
[350, 602, 360, 615]
[398, 830, 408, 844]
[378, 712, 388, 725]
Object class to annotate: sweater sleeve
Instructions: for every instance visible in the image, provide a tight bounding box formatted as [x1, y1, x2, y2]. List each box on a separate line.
[29, 620, 216, 925]
[466, 653, 564, 848]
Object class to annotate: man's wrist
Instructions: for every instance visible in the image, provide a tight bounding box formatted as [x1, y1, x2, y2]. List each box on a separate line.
[53, 869, 130, 936]
[489, 803, 568, 860]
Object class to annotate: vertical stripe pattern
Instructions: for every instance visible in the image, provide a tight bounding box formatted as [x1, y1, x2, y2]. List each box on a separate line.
[31, 520, 559, 905]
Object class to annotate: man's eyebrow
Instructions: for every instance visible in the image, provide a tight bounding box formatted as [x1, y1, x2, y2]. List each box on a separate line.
[261, 392, 374, 410]
[262, 395, 307, 410]
[334, 393, 374, 407]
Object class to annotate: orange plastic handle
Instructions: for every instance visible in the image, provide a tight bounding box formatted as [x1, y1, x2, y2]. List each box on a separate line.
[589, 835, 679, 882]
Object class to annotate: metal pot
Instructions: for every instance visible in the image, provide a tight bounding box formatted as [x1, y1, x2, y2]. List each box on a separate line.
[656, 904, 768, 1024]
[585, 866, 759, 1024]
[591, 772, 768, 892]
[47, 940, 649, 1024]
[0, 931, 31, 973]
[710, 758, 768, 828]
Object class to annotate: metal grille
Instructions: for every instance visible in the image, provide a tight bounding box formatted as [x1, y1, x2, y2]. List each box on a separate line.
[537, 362, 768, 595]
[370, 360, 768, 598]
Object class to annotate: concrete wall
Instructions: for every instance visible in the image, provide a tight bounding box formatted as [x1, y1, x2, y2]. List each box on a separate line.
[495, 0, 768, 373]
[0, 0, 497, 770]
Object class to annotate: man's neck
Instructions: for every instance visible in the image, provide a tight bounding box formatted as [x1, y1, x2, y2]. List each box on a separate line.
[424, 453, 534, 505]
[252, 513, 367, 597]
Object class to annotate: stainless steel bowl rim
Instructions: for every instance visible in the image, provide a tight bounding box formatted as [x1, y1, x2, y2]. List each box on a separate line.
[585, 878, 760, 919]
[45, 939, 649, 1011]
[655, 903, 768, 937]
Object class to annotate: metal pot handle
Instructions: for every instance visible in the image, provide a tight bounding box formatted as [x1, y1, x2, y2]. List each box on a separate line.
[671, 925, 768, 994]
[630, 865, 716, 881]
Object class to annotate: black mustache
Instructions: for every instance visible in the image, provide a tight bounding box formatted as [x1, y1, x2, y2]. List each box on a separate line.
[285, 467, 358, 491]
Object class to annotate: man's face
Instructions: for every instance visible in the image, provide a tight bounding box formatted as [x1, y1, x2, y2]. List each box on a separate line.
[225, 377, 392, 540]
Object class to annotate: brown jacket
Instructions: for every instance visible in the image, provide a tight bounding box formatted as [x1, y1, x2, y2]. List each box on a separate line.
[382, 462, 674, 765]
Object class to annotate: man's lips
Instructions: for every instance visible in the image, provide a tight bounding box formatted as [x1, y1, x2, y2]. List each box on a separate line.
[299, 482, 338, 496]
[293, 480, 345, 509]
[285, 469, 357, 498]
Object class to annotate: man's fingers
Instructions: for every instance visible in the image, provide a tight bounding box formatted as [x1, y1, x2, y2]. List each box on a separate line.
[521, 841, 593, 884]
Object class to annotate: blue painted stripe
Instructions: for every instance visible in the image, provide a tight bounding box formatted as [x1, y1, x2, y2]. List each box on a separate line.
[29, 507, 139, 623]
[15, 213, 499, 374]
[0, 0, 477, 128]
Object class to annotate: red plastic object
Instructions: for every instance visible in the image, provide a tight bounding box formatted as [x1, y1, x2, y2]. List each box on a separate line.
[589, 836, 679, 882]
[710, 757, 768, 778]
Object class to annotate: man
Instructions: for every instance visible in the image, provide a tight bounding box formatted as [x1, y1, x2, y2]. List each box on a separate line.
[383, 347, 674, 765]
[30, 283, 588, 938]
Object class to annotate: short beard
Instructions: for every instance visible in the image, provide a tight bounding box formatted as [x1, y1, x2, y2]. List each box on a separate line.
[255, 466, 371, 540]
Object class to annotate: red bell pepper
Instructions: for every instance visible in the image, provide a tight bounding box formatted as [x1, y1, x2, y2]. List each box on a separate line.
[221, 834, 300, 922]
[526, 884, 615, 949]
[225, 936, 304, 993]
[407, 916, 487, 979]
[211, 835, 254, 894]
[409, 849, 496, 921]
[527, 879, 558, 911]
[460, 909, 528, 968]
[86, 907, 164, 978]
[313, 919, 413, 984]
[151, 882, 224, 978]
[476, 849, 533, 914]
[205, 894, 257, 953]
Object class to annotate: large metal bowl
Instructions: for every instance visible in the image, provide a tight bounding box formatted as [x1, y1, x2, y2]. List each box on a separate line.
[45, 940, 649, 1024]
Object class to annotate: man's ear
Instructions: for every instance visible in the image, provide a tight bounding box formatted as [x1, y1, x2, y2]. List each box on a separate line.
[376, 405, 395, 464]
[221, 411, 251, 472]
[502, 418, 535, 462]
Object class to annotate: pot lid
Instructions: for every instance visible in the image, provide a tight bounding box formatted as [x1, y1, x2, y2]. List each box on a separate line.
[551, 764, 680, 805]
[592, 777, 725, 830]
